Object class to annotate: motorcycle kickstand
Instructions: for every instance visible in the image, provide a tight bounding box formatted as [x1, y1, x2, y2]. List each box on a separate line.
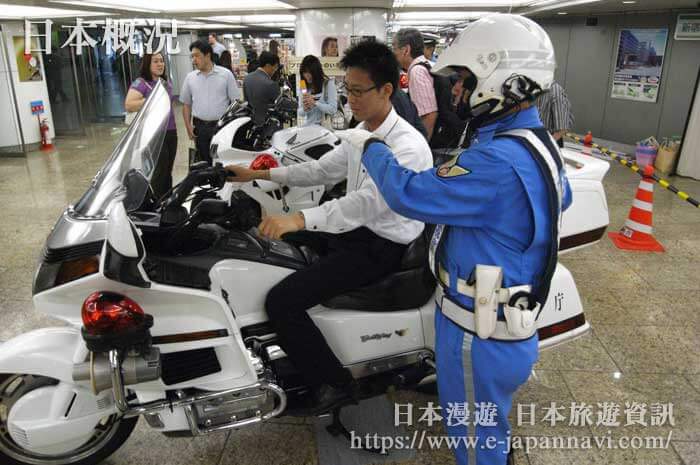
[324, 407, 386, 455]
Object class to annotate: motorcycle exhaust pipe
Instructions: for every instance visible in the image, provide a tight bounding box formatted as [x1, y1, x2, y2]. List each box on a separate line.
[73, 348, 161, 395]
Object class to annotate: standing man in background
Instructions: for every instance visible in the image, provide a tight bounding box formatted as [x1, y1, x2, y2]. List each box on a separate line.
[181, 40, 240, 164]
[243, 51, 281, 126]
[208, 33, 226, 62]
[269, 40, 280, 57]
[393, 28, 439, 141]
[536, 80, 574, 148]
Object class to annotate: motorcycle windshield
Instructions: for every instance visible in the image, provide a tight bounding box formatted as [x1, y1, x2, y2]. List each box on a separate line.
[72, 81, 171, 218]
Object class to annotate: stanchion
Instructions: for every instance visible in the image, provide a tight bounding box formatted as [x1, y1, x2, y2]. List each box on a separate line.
[566, 132, 699, 209]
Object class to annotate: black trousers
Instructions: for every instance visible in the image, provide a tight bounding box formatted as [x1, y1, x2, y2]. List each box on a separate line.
[193, 118, 218, 165]
[151, 130, 178, 200]
[265, 228, 408, 387]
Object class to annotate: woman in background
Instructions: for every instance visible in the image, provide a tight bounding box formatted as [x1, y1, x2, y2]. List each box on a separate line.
[219, 50, 233, 72]
[298, 55, 337, 127]
[124, 53, 178, 199]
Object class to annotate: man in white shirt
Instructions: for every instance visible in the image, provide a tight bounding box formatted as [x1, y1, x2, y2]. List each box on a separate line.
[181, 40, 240, 164]
[208, 33, 226, 59]
[226, 41, 432, 409]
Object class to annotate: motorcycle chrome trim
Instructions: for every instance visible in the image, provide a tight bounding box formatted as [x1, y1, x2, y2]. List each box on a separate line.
[345, 350, 434, 379]
[109, 349, 129, 413]
[118, 381, 286, 423]
[175, 383, 286, 436]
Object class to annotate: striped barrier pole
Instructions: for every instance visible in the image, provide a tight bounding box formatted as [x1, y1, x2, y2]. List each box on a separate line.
[566, 132, 700, 209]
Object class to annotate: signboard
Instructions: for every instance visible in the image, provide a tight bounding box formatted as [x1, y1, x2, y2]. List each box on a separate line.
[611, 28, 668, 103]
[675, 14, 700, 40]
[287, 56, 344, 77]
[30, 100, 45, 115]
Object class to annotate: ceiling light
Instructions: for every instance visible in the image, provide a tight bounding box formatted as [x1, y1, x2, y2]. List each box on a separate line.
[525, 0, 602, 14]
[203, 15, 296, 24]
[395, 11, 488, 21]
[253, 23, 295, 28]
[558, 12, 568, 15]
[622, 1, 636, 3]
[0, 5, 106, 18]
[51, 0, 293, 13]
[50, 1, 158, 13]
[179, 23, 246, 29]
[394, 0, 531, 6]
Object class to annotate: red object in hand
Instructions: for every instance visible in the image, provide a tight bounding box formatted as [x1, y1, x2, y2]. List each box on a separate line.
[399, 73, 409, 89]
[250, 153, 279, 171]
[81, 291, 146, 335]
[583, 131, 593, 146]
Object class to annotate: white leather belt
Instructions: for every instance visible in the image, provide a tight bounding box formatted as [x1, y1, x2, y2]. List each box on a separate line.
[437, 265, 532, 304]
[435, 286, 538, 342]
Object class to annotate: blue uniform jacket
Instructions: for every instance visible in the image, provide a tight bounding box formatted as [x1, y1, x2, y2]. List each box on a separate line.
[362, 106, 573, 310]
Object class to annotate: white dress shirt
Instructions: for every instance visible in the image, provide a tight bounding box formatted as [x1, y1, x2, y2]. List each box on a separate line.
[180, 66, 240, 121]
[269, 108, 433, 244]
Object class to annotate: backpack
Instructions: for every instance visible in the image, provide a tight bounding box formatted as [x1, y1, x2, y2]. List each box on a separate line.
[415, 61, 467, 149]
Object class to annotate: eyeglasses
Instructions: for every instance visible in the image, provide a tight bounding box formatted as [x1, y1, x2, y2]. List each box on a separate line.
[340, 82, 377, 98]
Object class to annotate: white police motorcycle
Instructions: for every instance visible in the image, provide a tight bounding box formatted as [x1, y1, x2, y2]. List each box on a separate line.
[0, 83, 606, 465]
[209, 90, 346, 216]
[210, 93, 609, 252]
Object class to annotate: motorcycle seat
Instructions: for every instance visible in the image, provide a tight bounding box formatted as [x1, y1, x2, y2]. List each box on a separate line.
[323, 231, 436, 312]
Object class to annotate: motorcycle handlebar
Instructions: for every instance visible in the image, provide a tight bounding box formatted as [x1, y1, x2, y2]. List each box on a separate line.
[162, 163, 229, 210]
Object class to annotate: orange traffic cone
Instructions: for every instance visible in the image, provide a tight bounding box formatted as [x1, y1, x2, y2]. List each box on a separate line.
[608, 165, 664, 252]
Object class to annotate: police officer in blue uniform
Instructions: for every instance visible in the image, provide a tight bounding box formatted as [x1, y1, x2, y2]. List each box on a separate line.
[338, 14, 572, 465]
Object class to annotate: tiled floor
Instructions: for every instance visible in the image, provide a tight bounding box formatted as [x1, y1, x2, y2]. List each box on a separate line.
[0, 122, 699, 464]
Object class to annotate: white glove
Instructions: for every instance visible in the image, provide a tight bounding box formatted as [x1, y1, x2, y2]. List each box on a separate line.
[335, 128, 383, 153]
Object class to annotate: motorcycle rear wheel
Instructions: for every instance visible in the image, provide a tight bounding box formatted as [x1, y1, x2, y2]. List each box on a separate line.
[0, 374, 138, 465]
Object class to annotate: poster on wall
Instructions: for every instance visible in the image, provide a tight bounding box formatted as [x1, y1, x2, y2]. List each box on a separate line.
[303, 35, 349, 58]
[611, 28, 668, 103]
[13, 36, 43, 82]
[287, 56, 343, 77]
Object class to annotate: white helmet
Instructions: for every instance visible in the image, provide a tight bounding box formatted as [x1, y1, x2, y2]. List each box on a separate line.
[434, 13, 555, 119]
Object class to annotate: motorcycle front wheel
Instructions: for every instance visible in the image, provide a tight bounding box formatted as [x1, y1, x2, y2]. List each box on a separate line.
[0, 374, 138, 465]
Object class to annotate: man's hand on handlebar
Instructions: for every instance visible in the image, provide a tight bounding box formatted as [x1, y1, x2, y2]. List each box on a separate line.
[224, 164, 271, 183]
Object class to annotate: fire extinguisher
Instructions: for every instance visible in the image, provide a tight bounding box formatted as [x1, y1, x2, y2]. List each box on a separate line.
[40, 117, 53, 150]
